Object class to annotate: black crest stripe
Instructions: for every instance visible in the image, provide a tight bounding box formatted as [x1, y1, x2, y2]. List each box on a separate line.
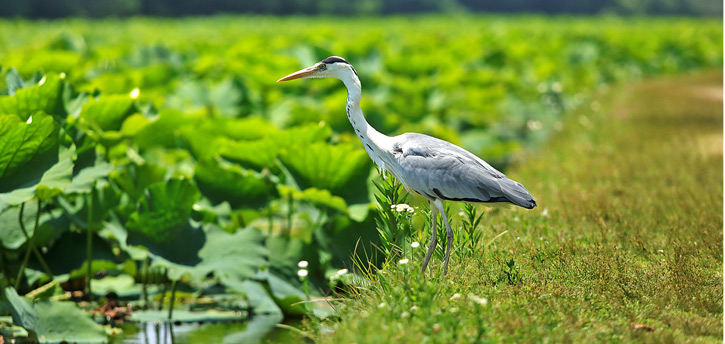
[321, 56, 349, 64]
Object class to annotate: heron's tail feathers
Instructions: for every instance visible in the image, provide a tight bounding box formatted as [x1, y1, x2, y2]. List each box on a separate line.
[498, 177, 537, 209]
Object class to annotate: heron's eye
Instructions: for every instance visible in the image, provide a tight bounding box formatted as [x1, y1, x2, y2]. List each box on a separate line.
[319, 64, 327, 70]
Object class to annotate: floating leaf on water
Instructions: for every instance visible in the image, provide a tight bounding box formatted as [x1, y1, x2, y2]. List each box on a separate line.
[130, 309, 245, 323]
[4, 287, 106, 344]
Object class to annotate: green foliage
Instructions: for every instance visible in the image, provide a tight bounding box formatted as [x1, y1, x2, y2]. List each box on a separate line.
[164, 225, 268, 281]
[279, 142, 370, 201]
[458, 202, 485, 258]
[0, 16, 720, 342]
[0, 73, 64, 121]
[194, 158, 275, 208]
[0, 114, 59, 193]
[373, 172, 412, 260]
[4, 287, 106, 343]
[126, 178, 204, 265]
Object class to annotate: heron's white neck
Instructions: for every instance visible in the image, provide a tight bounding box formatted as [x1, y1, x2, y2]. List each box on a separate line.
[340, 73, 393, 172]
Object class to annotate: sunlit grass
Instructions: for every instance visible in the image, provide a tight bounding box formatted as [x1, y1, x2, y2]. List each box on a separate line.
[308, 71, 723, 343]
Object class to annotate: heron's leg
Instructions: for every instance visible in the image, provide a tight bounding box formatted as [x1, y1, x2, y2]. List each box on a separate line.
[433, 199, 454, 276]
[421, 199, 438, 273]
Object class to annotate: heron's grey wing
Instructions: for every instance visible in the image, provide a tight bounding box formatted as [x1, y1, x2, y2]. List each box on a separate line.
[392, 133, 536, 209]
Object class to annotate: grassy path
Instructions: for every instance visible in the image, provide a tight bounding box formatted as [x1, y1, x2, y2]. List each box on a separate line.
[313, 71, 723, 343]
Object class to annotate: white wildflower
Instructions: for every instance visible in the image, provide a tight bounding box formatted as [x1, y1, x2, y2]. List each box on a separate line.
[393, 203, 413, 213]
[551, 82, 562, 93]
[411, 241, 420, 248]
[542, 208, 549, 217]
[378, 302, 387, 309]
[297, 269, 308, 277]
[410, 305, 419, 312]
[298, 260, 308, 268]
[398, 258, 409, 265]
[400, 311, 410, 318]
[467, 293, 488, 306]
[526, 120, 542, 131]
[449, 293, 461, 301]
[130, 87, 140, 99]
[337, 268, 348, 275]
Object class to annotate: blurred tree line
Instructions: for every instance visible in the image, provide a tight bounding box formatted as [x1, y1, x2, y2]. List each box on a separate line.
[1, 0, 721, 17]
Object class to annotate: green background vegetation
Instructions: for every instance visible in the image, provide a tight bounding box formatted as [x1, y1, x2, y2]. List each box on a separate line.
[0, 15, 721, 343]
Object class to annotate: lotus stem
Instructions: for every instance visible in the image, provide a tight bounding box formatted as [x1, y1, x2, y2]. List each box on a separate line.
[14, 200, 43, 289]
[168, 279, 177, 320]
[86, 187, 94, 301]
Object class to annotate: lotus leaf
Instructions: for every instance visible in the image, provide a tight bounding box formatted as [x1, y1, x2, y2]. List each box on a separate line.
[80, 94, 136, 132]
[162, 225, 267, 282]
[4, 287, 106, 344]
[0, 74, 64, 121]
[194, 158, 275, 208]
[126, 178, 204, 265]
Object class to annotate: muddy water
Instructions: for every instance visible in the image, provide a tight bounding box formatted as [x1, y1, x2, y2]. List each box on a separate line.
[113, 318, 304, 343]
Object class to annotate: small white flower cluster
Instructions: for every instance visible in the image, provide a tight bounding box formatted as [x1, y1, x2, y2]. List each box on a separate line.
[467, 293, 488, 306]
[410, 241, 420, 248]
[398, 258, 409, 265]
[390, 203, 415, 214]
[297, 260, 308, 278]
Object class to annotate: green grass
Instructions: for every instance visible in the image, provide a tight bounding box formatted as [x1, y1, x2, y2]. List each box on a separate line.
[307, 71, 723, 343]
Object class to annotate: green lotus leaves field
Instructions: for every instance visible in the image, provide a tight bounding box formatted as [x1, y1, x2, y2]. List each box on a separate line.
[0, 15, 721, 343]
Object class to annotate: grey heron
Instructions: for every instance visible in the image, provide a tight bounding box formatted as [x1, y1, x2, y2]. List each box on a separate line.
[278, 56, 537, 275]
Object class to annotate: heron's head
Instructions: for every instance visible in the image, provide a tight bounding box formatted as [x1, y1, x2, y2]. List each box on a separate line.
[277, 56, 357, 82]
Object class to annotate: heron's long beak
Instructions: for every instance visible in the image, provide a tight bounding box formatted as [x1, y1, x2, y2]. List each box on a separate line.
[277, 65, 319, 82]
